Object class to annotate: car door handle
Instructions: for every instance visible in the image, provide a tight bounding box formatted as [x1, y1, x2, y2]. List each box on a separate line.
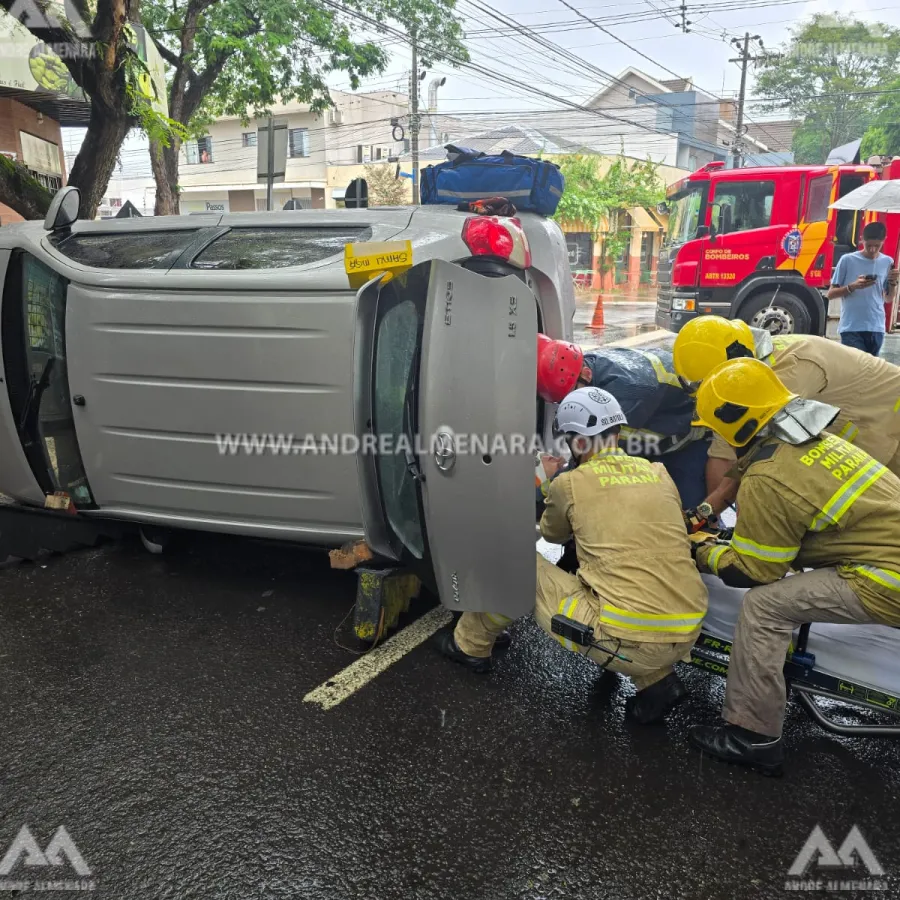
[73, 395, 86, 406]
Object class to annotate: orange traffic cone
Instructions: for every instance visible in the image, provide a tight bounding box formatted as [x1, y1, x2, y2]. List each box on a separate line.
[587, 295, 605, 330]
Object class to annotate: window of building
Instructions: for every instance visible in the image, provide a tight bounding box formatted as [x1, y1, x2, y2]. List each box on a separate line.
[186, 136, 213, 164]
[289, 128, 309, 158]
[357, 145, 364, 164]
[711, 180, 775, 235]
[805, 175, 832, 224]
[242, 132, 257, 147]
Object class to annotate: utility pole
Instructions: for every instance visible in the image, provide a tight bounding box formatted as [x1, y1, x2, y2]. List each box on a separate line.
[266, 116, 275, 211]
[729, 33, 764, 168]
[410, 31, 420, 206]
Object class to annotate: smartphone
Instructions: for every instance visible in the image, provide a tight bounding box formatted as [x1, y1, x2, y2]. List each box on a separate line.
[864, 274, 877, 282]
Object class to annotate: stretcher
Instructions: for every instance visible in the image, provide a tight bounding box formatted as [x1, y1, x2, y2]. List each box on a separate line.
[537, 539, 900, 736]
[698, 575, 900, 736]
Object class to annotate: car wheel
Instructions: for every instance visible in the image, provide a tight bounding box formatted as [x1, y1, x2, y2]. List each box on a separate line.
[739, 290, 812, 335]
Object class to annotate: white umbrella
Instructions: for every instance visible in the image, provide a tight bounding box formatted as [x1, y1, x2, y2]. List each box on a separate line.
[829, 179, 900, 212]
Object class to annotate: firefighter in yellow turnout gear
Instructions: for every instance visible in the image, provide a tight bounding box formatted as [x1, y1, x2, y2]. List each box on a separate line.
[672, 316, 900, 514]
[688, 358, 900, 775]
[436, 387, 709, 724]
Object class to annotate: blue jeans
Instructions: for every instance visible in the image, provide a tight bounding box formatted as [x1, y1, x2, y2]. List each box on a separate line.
[840, 330, 884, 356]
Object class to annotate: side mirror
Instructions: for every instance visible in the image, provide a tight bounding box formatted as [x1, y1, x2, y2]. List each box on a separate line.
[43, 186, 81, 233]
[696, 225, 710, 238]
[656, 201, 670, 215]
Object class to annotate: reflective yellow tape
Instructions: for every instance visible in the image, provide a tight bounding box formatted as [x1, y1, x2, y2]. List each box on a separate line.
[731, 534, 799, 563]
[642, 351, 682, 388]
[555, 596, 580, 651]
[851, 564, 900, 592]
[810, 458, 886, 531]
[707, 544, 728, 575]
[599, 603, 704, 633]
[837, 421, 859, 442]
[894, 398, 900, 413]
[486, 613, 512, 628]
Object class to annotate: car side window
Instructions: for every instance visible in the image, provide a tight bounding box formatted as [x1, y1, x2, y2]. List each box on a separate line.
[53, 231, 199, 268]
[191, 227, 374, 269]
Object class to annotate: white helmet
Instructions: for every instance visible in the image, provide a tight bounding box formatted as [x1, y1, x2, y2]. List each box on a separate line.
[555, 386, 627, 436]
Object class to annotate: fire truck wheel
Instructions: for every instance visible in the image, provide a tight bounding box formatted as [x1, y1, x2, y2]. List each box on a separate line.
[739, 290, 811, 335]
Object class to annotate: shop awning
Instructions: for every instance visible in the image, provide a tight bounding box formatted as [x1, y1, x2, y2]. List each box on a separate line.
[628, 206, 664, 230]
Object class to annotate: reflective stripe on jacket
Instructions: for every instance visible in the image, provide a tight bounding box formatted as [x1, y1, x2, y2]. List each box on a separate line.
[697, 432, 900, 625]
[708, 334, 900, 475]
[541, 448, 708, 642]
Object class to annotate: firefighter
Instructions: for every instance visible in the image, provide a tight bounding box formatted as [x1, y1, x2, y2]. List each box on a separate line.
[672, 315, 900, 516]
[436, 386, 709, 724]
[537, 334, 710, 508]
[689, 358, 900, 775]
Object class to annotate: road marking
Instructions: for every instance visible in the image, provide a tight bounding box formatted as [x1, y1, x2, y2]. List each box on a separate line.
[303, 606, 452, 710]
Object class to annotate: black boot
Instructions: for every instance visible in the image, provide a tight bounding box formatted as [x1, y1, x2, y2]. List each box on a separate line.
[688, 724, 784, 777]
[434, 627, 492, 673]
[625, 672, 687, 724]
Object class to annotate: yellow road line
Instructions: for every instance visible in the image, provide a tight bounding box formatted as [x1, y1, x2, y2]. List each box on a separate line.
[303, 606, 452, 710]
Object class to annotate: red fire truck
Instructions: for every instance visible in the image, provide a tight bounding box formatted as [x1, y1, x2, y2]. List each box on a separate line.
[655, 158, 900, 335]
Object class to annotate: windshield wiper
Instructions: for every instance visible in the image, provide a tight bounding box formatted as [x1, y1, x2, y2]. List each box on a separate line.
[18, 357, 56, 436]
[402, 345, 424, 483]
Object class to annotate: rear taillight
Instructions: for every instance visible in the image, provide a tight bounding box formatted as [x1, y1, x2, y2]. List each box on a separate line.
[462, 216, 532, 268]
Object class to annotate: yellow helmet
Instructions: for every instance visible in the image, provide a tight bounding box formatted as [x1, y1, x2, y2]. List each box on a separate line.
[693, 358, 796, 447]
[673, 316, 756, 387]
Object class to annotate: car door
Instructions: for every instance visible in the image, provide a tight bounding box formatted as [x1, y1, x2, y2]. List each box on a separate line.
[356, 259, 538, 617]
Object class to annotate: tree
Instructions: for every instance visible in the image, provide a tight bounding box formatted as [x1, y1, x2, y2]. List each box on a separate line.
[0, 0, 182, 218]
[363, 163, 409, 206]
[861, 77, 900, 158]
[752, 14, 900, 164]
[553, 154, 664, 271]
[143, 0, 467, 215]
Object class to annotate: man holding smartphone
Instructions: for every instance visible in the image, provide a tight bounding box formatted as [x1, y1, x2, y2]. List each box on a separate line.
[827, 221, 900, 356]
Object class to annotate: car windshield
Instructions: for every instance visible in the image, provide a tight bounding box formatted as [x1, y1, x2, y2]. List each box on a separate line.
[372, 283, 425, 559]
[665, 184, 707, 247]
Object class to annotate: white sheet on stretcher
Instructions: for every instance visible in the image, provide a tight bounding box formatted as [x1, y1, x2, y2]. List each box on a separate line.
[536, 539, 900, 697]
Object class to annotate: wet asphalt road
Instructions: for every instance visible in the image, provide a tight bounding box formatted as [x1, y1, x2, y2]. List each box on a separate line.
[2, 532, 900, 899]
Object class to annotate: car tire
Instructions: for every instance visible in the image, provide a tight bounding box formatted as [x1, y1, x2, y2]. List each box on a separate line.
[738, 290, 812, 335]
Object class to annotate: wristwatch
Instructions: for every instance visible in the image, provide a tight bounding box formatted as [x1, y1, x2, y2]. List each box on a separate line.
[697, 501, 715, 520]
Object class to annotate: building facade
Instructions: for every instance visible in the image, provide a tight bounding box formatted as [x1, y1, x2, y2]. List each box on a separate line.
[0, 98, 68, 225]
[176, 90, 416, 212]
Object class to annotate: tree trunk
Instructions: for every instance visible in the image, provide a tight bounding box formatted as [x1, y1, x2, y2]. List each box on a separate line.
[67, 100, 131, 219]
[0, 156, 53, 220]
[151, 139, 181, 215]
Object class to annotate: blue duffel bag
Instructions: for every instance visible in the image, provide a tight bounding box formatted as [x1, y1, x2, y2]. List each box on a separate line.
[420, 149, 565, 216]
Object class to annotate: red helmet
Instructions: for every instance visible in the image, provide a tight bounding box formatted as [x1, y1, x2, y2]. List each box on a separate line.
[537, 334, 585, 403]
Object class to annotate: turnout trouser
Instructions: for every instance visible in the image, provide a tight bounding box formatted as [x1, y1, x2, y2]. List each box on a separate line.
[454, 553, 697, 691]
[723, 568, 882, 737]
